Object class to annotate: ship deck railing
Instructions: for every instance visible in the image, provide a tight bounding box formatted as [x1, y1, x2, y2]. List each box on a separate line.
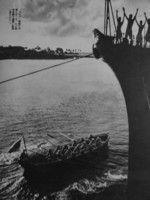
[113, 36, 150, 48]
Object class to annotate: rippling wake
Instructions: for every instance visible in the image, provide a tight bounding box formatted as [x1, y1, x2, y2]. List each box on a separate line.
[0, 147, 128, 200]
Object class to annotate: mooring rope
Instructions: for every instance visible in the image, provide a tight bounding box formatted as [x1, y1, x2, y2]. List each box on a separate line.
[0, 53, 93, 85]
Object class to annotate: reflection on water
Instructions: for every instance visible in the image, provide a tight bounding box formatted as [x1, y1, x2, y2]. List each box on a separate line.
[0, 58, 128, 199]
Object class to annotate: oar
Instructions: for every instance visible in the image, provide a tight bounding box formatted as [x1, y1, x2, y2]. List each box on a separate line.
[29, 136, 56, 154]
[58, 131, 74, 141]
[37, 142, 47, 148]
[47, 133, 56, 140]
[29, 139, 47, 154]
[47, 134, 60, 147]
[21, 136, 46, 157]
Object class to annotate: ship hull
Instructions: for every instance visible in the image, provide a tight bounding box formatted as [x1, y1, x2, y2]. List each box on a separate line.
[93, 29, 150, 200]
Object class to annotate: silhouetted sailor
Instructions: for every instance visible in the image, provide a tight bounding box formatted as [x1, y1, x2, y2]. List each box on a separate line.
[116, 10, 125, 43]
[136, 18, 146, 46]
[123, 7, 138, 41]
[144, 13, 150, 47]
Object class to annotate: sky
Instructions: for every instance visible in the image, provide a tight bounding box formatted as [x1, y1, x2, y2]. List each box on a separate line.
[0, 0, 150, 51]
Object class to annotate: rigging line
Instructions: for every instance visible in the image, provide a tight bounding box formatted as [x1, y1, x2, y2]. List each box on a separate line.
[0, 53, 93, 85]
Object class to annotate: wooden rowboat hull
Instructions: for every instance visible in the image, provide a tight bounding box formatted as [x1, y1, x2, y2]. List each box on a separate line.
[20, 133, 109, 180]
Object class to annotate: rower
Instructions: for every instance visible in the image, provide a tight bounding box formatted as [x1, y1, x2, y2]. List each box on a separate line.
[80, 141, 88, 151]
[61, 144, 68, 154]
[56, 149, 63, 160]
[53, 146, 62, 159]
[48, 149, 59, 161]
[70, 140, 78, 152]
[78, 137, 84, 143]
[85, 138, 90, 145]
[47, 149, 53, 160]
[72, 140, 77, 146]
[97, 136, 102, 142]
[72, 143, 81, 154]
[89, 137, 95, 144]
[89, 134, 94, 139]
[63, 146, 72, 159]
[88, 138, 96, 149]
[95, 137, 102, 145]
[53, 146, 60, 154]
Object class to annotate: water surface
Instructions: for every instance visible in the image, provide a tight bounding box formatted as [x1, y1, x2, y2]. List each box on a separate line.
[0, 58, 128, 199]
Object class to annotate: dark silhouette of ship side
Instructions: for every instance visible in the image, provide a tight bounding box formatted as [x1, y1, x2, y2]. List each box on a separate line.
[93, 1, 150, 200]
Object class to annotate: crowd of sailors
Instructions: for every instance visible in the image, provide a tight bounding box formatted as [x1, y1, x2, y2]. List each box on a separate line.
[46, 135, 103, 161]
[115, 7, 150, 47]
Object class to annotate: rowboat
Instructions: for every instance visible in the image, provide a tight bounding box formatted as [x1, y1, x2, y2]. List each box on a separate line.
[19, 133, 109, 180]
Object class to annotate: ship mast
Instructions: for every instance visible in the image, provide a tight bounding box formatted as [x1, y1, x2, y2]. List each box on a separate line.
[104, 0, 116, 36]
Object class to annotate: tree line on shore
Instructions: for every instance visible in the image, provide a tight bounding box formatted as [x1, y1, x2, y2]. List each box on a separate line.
[0, 45, 82, 60]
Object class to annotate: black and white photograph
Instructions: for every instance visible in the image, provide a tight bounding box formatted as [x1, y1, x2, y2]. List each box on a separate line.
[0, 0, 150, 200]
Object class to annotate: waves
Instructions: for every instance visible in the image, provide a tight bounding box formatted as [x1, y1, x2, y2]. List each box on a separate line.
[0, 167, 127, 200]
[0, 59, 128, 199]
[0, 146, 128, 200]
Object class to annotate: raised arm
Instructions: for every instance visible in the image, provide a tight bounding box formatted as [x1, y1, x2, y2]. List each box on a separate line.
[144, 12, 148, 23]
[144, 19, 147, 27]
[116, 10, 119, 20]
[135, 19, 139, 26]
[122, 7, 128, 20]
[134, 8, 139, 20]
[122, 12, 125, 24]
[143, 19, 147, 28]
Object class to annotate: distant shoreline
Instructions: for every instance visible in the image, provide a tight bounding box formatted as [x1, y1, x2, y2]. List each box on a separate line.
[0, 55, 93, 60]
[0, 55, 75, 60]
[0, 46, 93, 60]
